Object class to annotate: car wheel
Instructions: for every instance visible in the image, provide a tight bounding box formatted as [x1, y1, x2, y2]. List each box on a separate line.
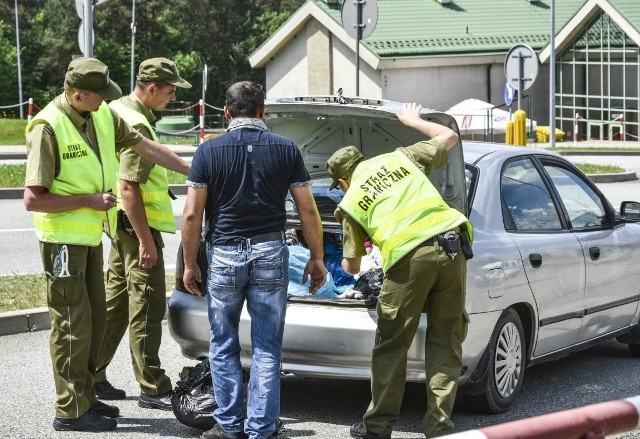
[471, 308, 526, 414]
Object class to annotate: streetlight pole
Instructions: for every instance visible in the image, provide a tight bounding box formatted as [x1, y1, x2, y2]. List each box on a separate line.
[130, 0, 136, 92]
[83, 0, 93, 57]
[14, 0, 23, 119]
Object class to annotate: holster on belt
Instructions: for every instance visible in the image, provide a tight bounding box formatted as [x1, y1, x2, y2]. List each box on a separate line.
[117, 210, 135, 234]
[459, 229, 473, 260]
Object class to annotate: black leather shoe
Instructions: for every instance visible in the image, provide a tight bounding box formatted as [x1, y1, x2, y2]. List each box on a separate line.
[200, 423, 248, 439]
[95, 380, 126, 400]
[350, 421, 391, 439]
[89, 400, 120, 418]
[138, 390, 173, 410]
[53, 411, 117, 432]
[266, 417, 286, 438]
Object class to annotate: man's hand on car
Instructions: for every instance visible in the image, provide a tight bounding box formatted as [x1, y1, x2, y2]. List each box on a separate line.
[183, 266, 204, 297]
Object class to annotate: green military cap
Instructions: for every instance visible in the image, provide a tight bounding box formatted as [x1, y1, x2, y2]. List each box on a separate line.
[137, 57, 192, 88]
[326, 145, 365, 190]
[65, 57, 122, 100]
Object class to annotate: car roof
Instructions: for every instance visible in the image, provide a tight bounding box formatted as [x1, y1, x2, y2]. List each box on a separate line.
[463, 141, 562, 165]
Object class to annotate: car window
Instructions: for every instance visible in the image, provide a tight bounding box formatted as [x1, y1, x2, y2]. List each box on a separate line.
[543, 164, 607, 229]
[501, 158, 562, 231]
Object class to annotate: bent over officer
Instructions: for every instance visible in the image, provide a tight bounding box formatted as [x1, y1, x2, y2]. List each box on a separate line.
[94, 58, 191, 410]
[23, 57, 190, 432]
[326, 103, 473, 439]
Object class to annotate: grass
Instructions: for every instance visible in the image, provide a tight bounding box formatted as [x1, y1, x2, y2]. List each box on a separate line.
[0, 119, 27, 145]
[574, 163, 626, 174]
[0, 273, 176, 313]
[549, 146, 640, 152]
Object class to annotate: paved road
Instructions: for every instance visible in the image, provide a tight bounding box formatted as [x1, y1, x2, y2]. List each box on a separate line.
[0, 325, 638, 438]
[2, 154, 639, 276]
[0, 196, 186, 276]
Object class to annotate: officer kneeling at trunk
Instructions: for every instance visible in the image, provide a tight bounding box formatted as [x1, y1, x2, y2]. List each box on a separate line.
[326, 102, 473, 439]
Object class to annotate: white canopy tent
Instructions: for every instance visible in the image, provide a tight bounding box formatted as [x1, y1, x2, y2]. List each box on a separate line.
[445, 98, 536, 140]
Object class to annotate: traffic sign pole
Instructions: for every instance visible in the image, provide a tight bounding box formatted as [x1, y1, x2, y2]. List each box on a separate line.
[355, 0, 362, 96]
[341, 0, 377, 98]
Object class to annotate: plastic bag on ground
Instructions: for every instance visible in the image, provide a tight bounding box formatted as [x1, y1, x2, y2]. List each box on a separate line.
[171, 359, 218, 431]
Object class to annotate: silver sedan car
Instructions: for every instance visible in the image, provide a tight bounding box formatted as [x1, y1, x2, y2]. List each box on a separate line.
[168, 97, 640, 414]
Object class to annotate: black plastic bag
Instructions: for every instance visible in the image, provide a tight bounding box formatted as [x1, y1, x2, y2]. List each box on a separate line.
[354, 268, 383, 296]
[171, 359, 218, 431]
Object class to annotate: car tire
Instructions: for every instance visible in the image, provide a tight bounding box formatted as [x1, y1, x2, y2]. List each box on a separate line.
[468, 308, 526, 414]
[628, 343, 640, 357]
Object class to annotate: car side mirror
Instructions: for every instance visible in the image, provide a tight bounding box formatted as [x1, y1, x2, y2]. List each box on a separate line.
[620, 201, 640, 222]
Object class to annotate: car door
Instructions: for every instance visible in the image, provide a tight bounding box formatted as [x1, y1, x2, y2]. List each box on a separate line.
[501, 157, 585, 356]
[540, 159, 640, 342]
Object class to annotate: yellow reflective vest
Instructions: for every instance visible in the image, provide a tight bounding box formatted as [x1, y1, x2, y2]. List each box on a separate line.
[26, 102, 118, 245]
[109, 99, 176, 233]
[339, 150, 472, 271]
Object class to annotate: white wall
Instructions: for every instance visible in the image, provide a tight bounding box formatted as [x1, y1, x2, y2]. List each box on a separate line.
[331, 38, 382, 98]
[265, 33, 309, 98]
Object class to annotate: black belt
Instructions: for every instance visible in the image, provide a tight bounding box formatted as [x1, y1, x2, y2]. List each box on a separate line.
[215, 232, 286, 246]
[422, 230, 458, 246]
[248, 231, 285, 245]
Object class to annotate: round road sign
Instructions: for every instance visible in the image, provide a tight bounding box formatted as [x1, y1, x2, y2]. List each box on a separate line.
[341, 0, 378, 40]
[504, 44, 539, 91]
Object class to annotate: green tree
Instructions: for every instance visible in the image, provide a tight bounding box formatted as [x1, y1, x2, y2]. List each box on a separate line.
[0, 22, 19, 114]
[0, 0, 307, 116]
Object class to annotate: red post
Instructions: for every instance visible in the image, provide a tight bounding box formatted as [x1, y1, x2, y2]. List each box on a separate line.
[439, 395, 640, 439]
[620, 115, 624, 141]
[27, 98, 33, 123]
[199, 99, 205, 144]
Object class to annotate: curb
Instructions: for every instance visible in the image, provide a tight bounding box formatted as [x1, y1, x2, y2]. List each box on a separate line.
[0, 292, 174, 336]
[588, 171, 638, 183]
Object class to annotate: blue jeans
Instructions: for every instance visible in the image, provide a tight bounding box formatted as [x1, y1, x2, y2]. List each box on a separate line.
[206, 240, 289, 439]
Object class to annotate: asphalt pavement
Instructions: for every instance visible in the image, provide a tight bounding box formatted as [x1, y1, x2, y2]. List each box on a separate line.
[2, 142, 640, 438]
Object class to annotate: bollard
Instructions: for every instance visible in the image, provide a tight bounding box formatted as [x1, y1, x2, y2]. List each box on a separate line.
[620, 115, 624, 142]
[506, 120, 514, 145]
[27, 98, 33, 123]
[513, 109, 526, 146]
[574, 113, 579, 146]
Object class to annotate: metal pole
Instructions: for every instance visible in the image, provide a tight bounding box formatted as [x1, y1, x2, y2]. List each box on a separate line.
[518, 52, 523, 110]
[14, 0, 23, 119]
[549, 0, 556, 148]
[83, 0, 93, 57]
[355, 0, 363, 96]
[130, 0, 136, 92]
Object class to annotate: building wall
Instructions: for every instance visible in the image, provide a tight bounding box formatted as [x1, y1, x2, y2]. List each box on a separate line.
[265, 25, 553, 131]
[265, 30, 309, 98]
[306, 19, 333, 95]
[331, 38, 382, 98]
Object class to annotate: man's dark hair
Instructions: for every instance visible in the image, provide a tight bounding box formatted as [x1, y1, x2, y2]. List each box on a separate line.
[225, 81, 265, 118]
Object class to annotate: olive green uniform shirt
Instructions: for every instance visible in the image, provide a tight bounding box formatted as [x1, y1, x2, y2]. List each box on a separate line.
[116, 93, 156, 183]
[25, 93, 143, 189]
[335, 138, 448, 259]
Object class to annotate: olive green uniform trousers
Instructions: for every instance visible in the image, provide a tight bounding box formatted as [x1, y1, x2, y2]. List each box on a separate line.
[363, 240, 468, 438]
[95, 225, 171, 396]
[41, 242, 105, 419]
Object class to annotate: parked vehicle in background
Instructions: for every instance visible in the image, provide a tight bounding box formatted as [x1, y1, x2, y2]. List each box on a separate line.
[169, 96, 640, 414]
